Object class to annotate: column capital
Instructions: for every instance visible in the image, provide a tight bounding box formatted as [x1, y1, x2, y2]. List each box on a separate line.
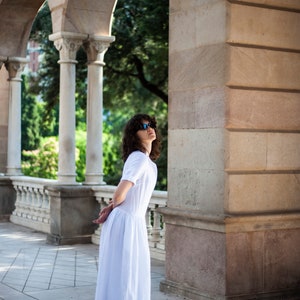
[83, 35, 115, 62]
[5, 57, 29, 80]
[49, 32, 88, 62]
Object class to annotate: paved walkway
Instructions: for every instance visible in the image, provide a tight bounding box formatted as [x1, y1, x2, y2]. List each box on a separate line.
[0, 222, 184, 300]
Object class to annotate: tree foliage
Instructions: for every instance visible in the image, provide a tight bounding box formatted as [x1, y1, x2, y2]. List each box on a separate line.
[22, 137, 58, 179]
[104, 0, 168, 106]
[24, 0, 169, 190]
[21, 75, 42, 151]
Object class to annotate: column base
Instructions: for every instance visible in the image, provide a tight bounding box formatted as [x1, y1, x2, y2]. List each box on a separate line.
[160, 280, 300, 300]
[83, 173, 106, 185]
[6, 167, 22, 176]
[159, 207, 300, 300]
[57, 173, 78, 184]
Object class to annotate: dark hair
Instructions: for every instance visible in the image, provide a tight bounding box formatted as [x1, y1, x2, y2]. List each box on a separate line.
[122, 114, 161, 162]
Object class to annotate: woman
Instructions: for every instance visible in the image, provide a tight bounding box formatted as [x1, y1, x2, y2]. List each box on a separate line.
[94, 114, 161, 300]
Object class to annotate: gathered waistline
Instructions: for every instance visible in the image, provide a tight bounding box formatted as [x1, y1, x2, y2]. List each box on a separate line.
[115, 206, 146, 218]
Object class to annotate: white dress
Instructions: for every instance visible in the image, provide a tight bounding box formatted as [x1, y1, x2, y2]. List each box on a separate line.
[95, 151, 158, 300]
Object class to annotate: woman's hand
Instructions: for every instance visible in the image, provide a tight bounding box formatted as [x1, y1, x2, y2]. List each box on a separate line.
[93, 203, 113, 224]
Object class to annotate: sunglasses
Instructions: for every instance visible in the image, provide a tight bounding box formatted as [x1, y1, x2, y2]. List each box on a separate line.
[138, 122, 156, 130]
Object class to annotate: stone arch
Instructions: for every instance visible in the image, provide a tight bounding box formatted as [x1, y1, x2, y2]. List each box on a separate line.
[48, 0, 116, 35]
[0, 0, 45, 57]
[0, 0, 117, 58]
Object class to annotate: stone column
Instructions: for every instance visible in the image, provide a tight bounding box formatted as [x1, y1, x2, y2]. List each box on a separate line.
[160, 0, 300, 299]
[5, 57, 28, 176]
[49, 32, 87, 184]
[83, 36, 115, 185]
[0, 56, 8, 174]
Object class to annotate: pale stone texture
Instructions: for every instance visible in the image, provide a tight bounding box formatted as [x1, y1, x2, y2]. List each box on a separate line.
[163, 0, 300, 298]
[228, 47, 300, 90]
[226, 231, 265, 294]
[226, 89, 300, 131]
[169, 87, 226, 130]
[0, 67, 9, 174]
[226, 228, 300, 295]
[227, 174, 300, 213]
[227, 132, 300, 170]
[0, 1, 44, 57]
[168, 128, 225, 213]
[164, 224, 226, 297]
[169, 43, 227, 92]
[48, 0, 116, 35]
[168, 168, 225, 214]
[235, 0, 300, 10]
[264, 229, 300, 290]
[46, 186, 98, 245]
[170, 0, 226, 52]
[267, 133, 300, 169]
[228, 3, 300, 50]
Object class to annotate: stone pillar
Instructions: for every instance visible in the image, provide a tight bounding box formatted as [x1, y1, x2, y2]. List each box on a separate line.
[46, 185, 98, 245]
[83, 36, 115, 185]
[160, 1, 300, 299]
[0, 56, 8, 174]
[49, 32, 87, 184]
[5, 57, 28, 175]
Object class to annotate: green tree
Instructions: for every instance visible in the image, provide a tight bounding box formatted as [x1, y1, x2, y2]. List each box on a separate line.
[26, 0, 169, 189]
[104, 0, 168, 107]
[22, 137, 58, 179]
[102, 0, 169, 189]
[21, 75, 42, 151]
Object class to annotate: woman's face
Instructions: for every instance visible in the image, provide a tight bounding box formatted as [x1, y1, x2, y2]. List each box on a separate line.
[136, 119, 156, 144]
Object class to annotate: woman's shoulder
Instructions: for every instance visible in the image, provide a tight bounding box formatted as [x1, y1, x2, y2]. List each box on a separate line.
[125, 151, 148, 165]
[128, 150, 148, 159]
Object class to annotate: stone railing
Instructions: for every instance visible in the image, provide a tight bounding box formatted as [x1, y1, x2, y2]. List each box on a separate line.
[91, 185, 167, 260]
[10, 176, 57, 233]
[8, 178, 167, 259]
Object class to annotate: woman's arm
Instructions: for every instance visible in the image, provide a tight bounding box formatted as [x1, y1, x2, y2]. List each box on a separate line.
[93, 180, 133, 224]
[112, 180, 134, 208]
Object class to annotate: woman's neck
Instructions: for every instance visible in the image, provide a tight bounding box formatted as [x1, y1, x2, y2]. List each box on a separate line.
[142, 142, 152, 156]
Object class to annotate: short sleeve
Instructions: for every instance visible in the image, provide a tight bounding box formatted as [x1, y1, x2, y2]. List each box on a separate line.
[121, 151, 148, 185]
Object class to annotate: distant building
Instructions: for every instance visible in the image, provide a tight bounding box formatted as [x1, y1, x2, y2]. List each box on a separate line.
[25, 40, 41, 74]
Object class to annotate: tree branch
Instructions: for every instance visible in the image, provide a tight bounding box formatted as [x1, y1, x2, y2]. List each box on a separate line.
[132, 55, 168, 104]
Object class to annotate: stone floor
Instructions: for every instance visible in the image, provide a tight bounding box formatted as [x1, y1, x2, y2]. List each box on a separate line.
[0, 222, 185, 300]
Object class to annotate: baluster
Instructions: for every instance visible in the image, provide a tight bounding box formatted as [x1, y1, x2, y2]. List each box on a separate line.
[27, 186, 35, 219]
[157, 214, 166, 251]
[31, 187, 38, 221]
[42, 189, 50, 223]
[36, 187, 43, 215]
[22, 186, 29, 218]
[12, 185, 21, 216]
[146, 207, 152, 236]
[151, 205, 161, 244]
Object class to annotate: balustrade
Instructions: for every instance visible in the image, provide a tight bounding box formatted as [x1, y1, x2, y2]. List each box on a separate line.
[8, 179, 167, 260]
[92, 185, 167, 260]
[10, 176, 57, 233]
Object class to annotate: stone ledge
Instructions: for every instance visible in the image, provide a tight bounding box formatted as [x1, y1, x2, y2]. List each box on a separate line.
[158, 207, 300, 233]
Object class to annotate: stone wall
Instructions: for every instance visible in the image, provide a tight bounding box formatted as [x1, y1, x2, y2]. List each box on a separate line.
[162, 0, 300, 299]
